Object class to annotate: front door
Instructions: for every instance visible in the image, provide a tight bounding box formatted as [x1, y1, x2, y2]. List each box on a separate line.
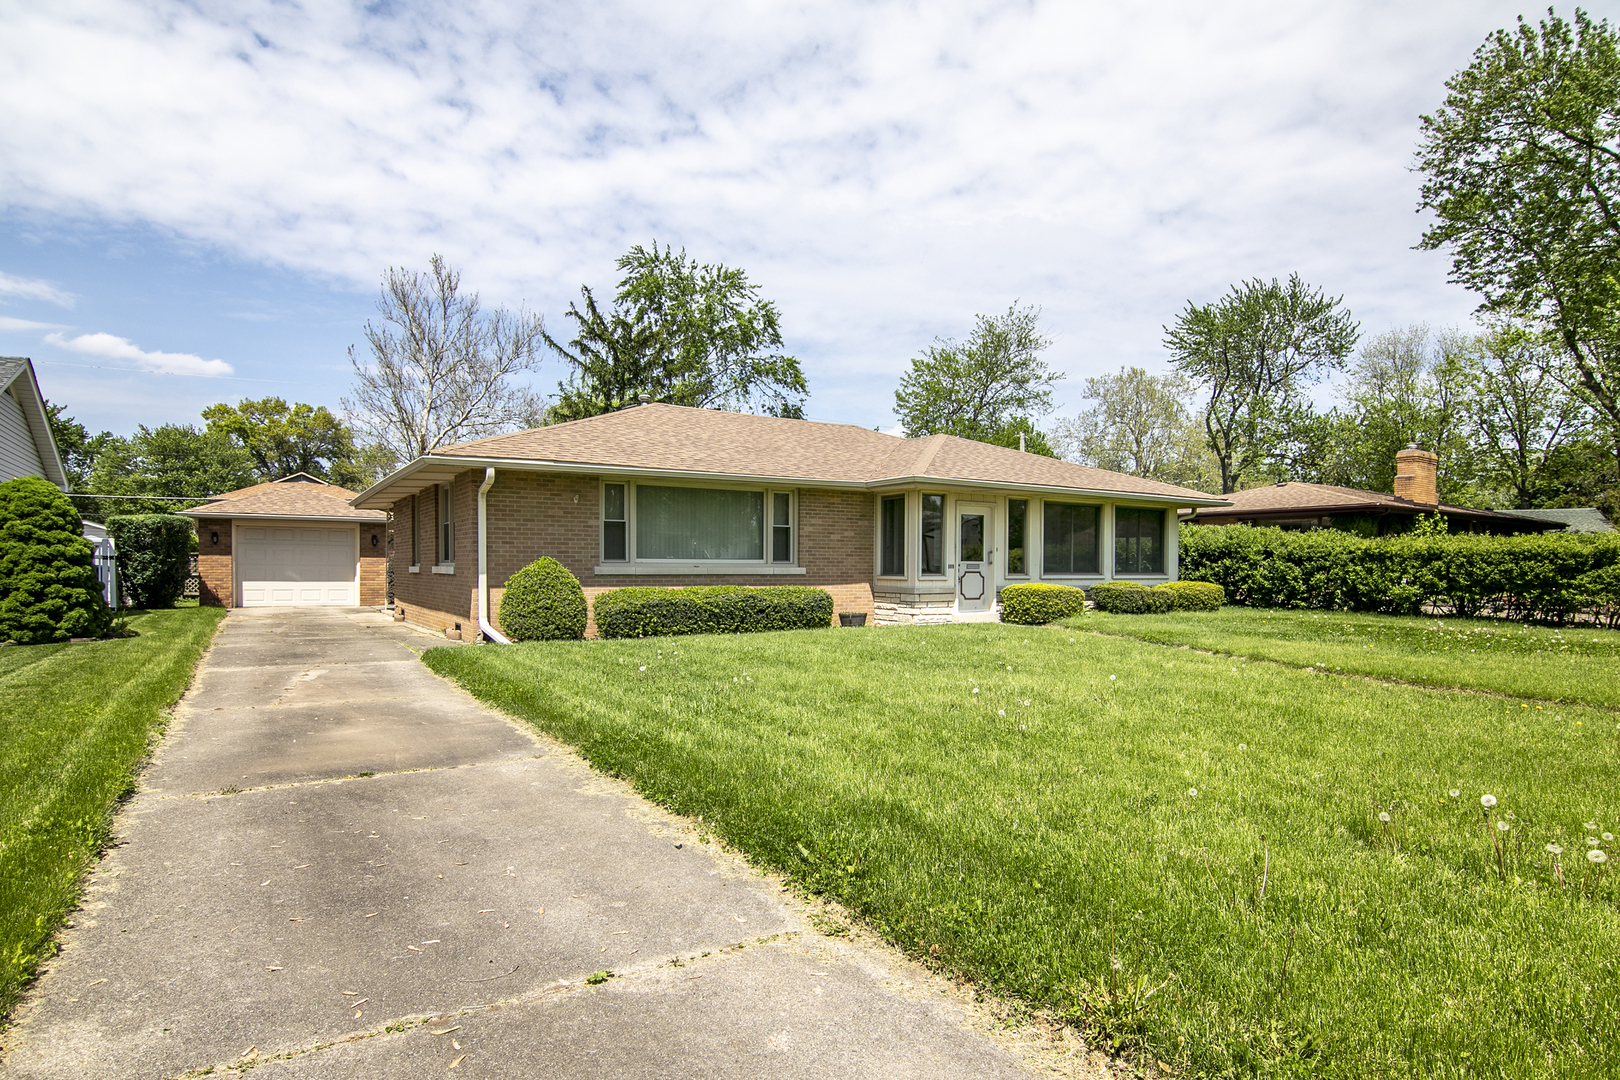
[957, 503, 993, 612]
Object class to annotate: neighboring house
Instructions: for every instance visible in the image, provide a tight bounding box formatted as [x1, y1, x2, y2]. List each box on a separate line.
[348, 402, 1231, 639]
[1494, 507, 1614, 534]
[179, 473, 388, 608]
[1188, 446, 1556, 536]
[0, 357, 68, 489]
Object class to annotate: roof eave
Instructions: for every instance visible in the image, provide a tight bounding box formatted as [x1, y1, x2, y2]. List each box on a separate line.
[4, 360, 69, 490]
[177, 510, 386, 523]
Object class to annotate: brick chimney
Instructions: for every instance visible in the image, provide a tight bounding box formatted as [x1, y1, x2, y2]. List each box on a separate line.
[1394, 444, 1439, 506]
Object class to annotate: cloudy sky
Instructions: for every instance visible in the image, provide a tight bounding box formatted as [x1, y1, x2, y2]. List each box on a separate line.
[0, 0, 1580, 437]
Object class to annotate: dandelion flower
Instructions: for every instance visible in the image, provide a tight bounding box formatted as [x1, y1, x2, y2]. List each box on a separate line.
[1481, 794, 1498, 809]
[1188, 788, 1198, 797]
[1547, 843, 1564, 855]
[1497, 820, 1511, 832]
[1589, 850, 1609, 864]
[1378, 812, 1391, 823]
[1449, 790, 1460, 799]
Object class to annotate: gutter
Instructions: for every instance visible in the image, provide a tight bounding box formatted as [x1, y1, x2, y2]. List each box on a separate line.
[477, 467, 510, 644]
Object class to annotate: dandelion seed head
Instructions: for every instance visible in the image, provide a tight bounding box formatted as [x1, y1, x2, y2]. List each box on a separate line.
[1481, 794, 1498, 808]
[998, 709, 1005, 716]
[1589, 837, 1601, 846]
[1238, 744, 1248, 751]
[971, 687, 979, 695]
[1589, 850, 1609, 864]
[1109, 675, 1116, 681]
[639, 665, 646, 672]
[1378, 812, 1391, 823]
[1497, 820, 1511, 832]
[1587, 822, 1598, 831]
[1605, 833, 1615, 843]
[1188, 788, 1198, 797]
[1449, 790, 1460, 799]
[1110, 956, 1123, 971]
[1505, 812, 1516, 821]
[1547, 843, 1564, 855]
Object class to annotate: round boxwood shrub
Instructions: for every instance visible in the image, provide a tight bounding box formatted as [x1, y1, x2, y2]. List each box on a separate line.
[1154, 580, 1225, 611]
[499, 557, 587, 641]
[1092, 580, 1175, 614]
[0, 476, 112, 644]
[105, 514, 193, 609]
[1000, 583, 1087, 625]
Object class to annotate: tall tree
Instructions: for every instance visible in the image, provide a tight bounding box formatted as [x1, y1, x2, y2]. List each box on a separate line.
[1165, 275, 1358, 493]
[893, 302, 1061, 453]
[87, 425, 259, 502]
[1464, 323, 1588, 507]
[1051, 367, 1214, 487]
[344, 254, 547, 460]
[202, 397, 357, 481]
[1417, 8, 1620, 484]
[547, 243, 808, 420]
[44, 401, 115, 491]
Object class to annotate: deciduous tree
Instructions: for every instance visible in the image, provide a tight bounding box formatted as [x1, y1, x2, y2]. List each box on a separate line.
[1051, 367, 1213, 487]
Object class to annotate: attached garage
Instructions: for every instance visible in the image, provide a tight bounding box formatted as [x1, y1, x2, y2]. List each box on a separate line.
[180, 474, 389, 609]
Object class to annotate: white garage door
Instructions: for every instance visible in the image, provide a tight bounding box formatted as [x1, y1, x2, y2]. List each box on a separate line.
[237, 525, 359, 606]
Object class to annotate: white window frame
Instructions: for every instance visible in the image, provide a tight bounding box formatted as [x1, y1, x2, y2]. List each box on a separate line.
[436, 483, 455, 568]
[1004, 496, 1031, 579]
[1036, 498, 1104, 581]
[594, 478, 807, 576]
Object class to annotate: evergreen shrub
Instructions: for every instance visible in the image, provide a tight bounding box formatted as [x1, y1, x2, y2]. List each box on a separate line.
[594, 586, 834, 639]
[1180, 523, 1620, 625]
[0, 476, 112, 644]
[1092, 581, 1175, 614]
[1000, 583, 1087, 624]
[105, 515, 193, 609]
[498, 557, 587, 641]
[1154, 580, 1225, 611]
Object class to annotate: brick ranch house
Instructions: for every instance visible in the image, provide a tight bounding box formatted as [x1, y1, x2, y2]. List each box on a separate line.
[181, 474, 388, 607]
[347, 404, 1229, 640]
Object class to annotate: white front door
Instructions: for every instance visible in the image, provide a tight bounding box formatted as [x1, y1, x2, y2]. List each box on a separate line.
[956, 503, 993, 612]
[237, 525, 360, 606]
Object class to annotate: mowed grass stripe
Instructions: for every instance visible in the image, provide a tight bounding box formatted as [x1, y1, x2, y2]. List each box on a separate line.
[1071, 607, 1620, 709]
[427, 623, 1620, 1079]
[0, 606, 225, 1017]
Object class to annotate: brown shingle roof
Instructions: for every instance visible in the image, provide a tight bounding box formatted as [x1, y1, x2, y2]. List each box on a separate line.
[179, 485, 384, 521]
[1192, 481, 1532, 523]
[211, 476, 359, 501]
[404, 404, 1221, 503]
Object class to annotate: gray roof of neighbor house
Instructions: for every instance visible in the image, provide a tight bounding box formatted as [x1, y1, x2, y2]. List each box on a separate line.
[178, 475, 386, 522]
[1189, 480, 1555, 529]
[350, 403, 1232, 510]
[0, 357, 69, 489]
[1495, 507, 1615, 533]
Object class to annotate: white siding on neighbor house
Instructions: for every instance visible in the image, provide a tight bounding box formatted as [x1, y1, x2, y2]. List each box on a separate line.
[0, 386, 46, 483]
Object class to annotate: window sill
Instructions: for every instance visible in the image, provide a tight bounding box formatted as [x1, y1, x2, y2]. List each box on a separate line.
[431, 564, 456, 575]
[594, 563, 808, 576]
[407, 564, 420, 574]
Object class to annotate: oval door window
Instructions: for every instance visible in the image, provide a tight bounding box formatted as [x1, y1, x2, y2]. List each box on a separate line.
[959, 570, 986, 600]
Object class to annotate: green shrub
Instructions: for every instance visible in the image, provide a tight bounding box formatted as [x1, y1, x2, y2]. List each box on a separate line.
[104, 515, 193, 609]
[1092, 580, 1175, 614]
[1179, 523, 1620, 625]
[594, 586, 834, 639]
[1154, 580, 1225, 611]
[1000, 583, 1087, 624]
[498, 557, 587, 641]
[0, 477, 112, 644]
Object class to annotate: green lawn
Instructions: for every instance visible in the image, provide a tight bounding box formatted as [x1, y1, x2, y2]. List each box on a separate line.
[1073, 607, 1620, 709]
[428, 622, 1620, 1080]
[0, 606, 225, 1017]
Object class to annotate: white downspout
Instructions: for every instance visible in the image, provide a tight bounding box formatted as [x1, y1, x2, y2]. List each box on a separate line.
[477, 467, 510, 644]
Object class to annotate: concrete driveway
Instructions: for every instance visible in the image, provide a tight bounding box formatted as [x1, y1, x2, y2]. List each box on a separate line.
[2, 610, 1034, 1079]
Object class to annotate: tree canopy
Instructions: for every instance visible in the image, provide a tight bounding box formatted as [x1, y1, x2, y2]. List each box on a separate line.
[893, 303, 1061, 454]
[202, 397, 363, 482]
[1417, 8, 1620, 482]
[1052, 367, 1213, 487]
[345, 254, 547, 460]
[546, 243, 808, 421]
[1165, 275, 1358, 493]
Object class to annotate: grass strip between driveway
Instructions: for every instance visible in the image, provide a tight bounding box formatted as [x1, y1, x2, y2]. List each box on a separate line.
[0, 605, 225, 1019]
[428, 621, 1620, 1080]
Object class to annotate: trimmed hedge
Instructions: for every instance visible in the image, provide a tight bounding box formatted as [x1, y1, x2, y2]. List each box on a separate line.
[499, 557, 587, 641]
[594, 586, 834, 639]
[105, 514, 193, 609]
[1092, 580, 1175, 614]
[1180, 523, 1620, 625]
[0, 476, 112, 644]
[1154, 580, 1225, 611]
[1001, 583, 1087, 624]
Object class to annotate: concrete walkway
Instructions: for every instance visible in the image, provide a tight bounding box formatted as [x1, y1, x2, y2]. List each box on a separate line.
[2, 610, 1033, 1080]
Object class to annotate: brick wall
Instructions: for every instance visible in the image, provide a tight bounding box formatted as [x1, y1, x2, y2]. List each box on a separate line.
[359, 520, 387, 606]
[388, 471, 879, 638]
[196, 517, 232, 607]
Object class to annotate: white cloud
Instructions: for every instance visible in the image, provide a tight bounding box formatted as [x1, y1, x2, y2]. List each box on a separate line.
[0, 0, 1531, 422]
[0, 315, 66, 331]
[0, 270, 74, 307]
[44, 331, 235, 377]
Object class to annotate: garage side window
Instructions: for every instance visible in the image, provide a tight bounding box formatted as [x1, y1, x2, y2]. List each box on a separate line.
[437, 484, 454, 564]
